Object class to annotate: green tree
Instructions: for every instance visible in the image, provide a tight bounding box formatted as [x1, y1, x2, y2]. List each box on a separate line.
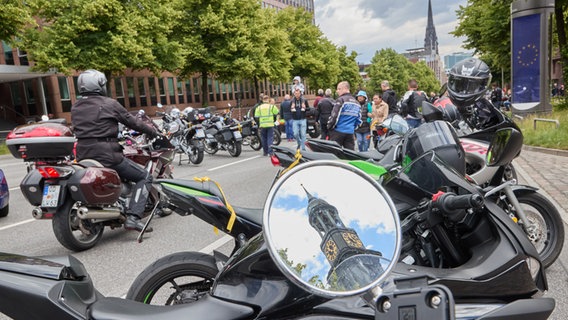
[176, 0, 266, 106]
[18, 0, 184, 77]
[366, 48, 413, 97]
[0, 0, 33, 41]
[336, 46, 363, 92]
[409, 61, 440, 96]
[276, 7, 341, 92]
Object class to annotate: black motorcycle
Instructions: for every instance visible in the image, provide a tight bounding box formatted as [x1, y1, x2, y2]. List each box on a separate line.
[202, 114, 243, 157]
[158, 107, 205, 165]
[0, 161, 555, 319]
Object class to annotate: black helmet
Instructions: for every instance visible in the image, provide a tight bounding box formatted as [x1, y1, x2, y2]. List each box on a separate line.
[447, 58, 491, 110]
[77, 69, 107, 96]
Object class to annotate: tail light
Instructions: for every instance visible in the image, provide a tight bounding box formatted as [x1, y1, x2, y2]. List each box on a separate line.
[37, 166, 73, 179]
[270, 155, 281, 167]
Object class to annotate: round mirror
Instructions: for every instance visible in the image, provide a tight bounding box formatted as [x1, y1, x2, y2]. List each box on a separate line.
[263, 161, 401, 297]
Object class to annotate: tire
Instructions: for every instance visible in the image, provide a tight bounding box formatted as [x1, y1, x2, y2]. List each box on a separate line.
[52, 199, 104, 252]
[188, 141, 204, 165]
[272, 129, 281, 146]
[227, 141, 242, 157]
[0, 205, 8, 218]
[250, 135, 262, 151]
[126, 252, 218, 305]
[509, 192, 564, 268]
[203, 141, 218, 155]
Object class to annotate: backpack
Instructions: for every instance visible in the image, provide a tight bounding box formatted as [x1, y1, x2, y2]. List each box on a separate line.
[403, 91, 427, 119]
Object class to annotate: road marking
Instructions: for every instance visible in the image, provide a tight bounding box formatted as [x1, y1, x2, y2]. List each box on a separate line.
[207, 156, 261, 171]
[9, 187, 19, 191]
[198, 234, 233, 253]
[0, 218, 35, 231]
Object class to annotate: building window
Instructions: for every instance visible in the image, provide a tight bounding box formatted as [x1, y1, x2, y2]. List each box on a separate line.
[127, 77, 135, 107]
[177, 78, 184, 103]
[114, 77, 125, 106]
[10, 83, 23, 115]
[148, 77, 157, 106]
[184, 79, 192, 103]
[138, 77, 147, 107]
[158, 78, 166, 105]
[168, 77, 175, 104]
[2, 41, 14, 65]
[73, 76, 81, 99]
[192, 77, 200, 103]
[17, 48, 28, 66]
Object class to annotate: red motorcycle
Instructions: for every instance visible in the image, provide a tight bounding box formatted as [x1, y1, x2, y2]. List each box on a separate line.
[6, 117, 175, 252]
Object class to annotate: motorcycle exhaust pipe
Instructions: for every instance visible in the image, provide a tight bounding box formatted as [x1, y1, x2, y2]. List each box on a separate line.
[31, 207, 44, 219]
[77, 207, 122, 220]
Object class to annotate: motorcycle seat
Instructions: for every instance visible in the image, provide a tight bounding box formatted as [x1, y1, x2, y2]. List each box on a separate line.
[89, 295, 255, 320]
[78, 159, 104, 168]
[356, 149, 384, 161]
[232, 206, 263, 226]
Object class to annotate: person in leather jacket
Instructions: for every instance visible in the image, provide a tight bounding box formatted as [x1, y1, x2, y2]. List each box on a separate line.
[71, 69, 159, 232]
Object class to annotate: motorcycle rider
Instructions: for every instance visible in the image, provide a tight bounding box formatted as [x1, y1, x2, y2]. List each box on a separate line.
[447, 58, 500, 130]
[71, 69, 160, 232]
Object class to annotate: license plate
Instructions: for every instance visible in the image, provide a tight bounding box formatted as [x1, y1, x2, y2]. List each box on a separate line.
[196, 129, 205, 138]
[42, 185, 61, 207]
[233, 131, 242, 139]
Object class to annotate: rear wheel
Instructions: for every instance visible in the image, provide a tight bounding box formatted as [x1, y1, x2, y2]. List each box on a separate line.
[52, 200, 104, 252]
[272, 129, 282, 146]
[126, 252, 218, 305]
[250, 135, 262, 151]
[227, 141, 242, 157]
[308, 123, 321, 138]
[203, 141, 218, 155]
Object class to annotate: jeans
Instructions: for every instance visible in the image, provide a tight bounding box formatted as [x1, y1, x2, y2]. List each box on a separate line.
[285, 119, 294, 139]
[355, 131, 370, 152]
[259, 126, 274, 155]
[292, 119, 307, 150]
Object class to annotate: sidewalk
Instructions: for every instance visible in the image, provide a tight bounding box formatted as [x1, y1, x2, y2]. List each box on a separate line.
[514, 146, 568, 320]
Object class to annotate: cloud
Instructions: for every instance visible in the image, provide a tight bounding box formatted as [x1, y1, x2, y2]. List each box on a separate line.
[314, 0, 469, 64]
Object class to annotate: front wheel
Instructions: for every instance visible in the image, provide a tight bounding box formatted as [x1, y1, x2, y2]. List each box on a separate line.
[227, 140, 242, 157]
[250, 135, 262, 151]
[52, 200, 105, 252]
[272, 129, 282, 146]
[510, 192, 564, 268]
[126, 252, 218, 305]
[203, 141, 218, 155]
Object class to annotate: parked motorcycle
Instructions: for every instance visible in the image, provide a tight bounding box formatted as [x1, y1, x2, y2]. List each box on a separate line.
[6, 115, 175, 251]
[202, 113, 243, 157]
[305, 102, 564, 268]
[156, 105, 205, 165]
[0, 162, 507, 320]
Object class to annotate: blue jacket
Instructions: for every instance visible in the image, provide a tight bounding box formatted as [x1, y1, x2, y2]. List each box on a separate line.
[327, 93, 362, 134]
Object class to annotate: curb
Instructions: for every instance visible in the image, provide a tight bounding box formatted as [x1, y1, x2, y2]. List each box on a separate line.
[522, 145, 568, 157]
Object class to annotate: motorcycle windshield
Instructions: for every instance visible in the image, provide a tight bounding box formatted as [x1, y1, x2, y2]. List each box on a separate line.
[395, 151, 477, 196]
[383, 115, 409, 135]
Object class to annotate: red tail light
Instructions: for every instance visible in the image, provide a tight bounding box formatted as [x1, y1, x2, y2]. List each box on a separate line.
[270, 155, 281, 167]
[37, 167, 73, 179]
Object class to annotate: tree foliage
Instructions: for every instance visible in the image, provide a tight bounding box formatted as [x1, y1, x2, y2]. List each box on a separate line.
[18, 0, 184, 76]
[0, 0, 34, 42]
[337, 46, 363, 92]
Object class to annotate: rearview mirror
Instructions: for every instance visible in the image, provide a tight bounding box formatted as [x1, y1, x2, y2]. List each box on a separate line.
[263, 161, 401, 298]
[486, 128, 523, 167]
[157, 103, 163, 109]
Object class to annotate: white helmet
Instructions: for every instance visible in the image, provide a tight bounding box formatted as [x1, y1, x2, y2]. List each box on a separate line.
[170, 107, 181, 119]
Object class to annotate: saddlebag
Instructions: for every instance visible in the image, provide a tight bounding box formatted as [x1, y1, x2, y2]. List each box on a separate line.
[67, 167, 121, 205]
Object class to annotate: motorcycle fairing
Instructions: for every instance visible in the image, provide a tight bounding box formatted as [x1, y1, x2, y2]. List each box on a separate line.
[89, 295, 255, 320]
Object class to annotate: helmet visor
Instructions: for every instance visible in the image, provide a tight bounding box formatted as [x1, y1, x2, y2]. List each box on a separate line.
[448, 75, 490, 95]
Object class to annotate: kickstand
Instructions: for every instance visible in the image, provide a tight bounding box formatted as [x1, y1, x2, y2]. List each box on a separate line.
[137, 201, 160, 243]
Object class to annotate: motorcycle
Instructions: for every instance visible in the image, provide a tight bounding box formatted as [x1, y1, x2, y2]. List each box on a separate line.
[202, 113, 243, 157]
[304, 102, 564, 268]
[6, 115, 176, 252]
[0, 161, 554, 319]
[157, 105, 205, 165]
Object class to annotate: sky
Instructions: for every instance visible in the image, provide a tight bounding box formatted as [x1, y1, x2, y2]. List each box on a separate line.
[313, 0, 470, 64]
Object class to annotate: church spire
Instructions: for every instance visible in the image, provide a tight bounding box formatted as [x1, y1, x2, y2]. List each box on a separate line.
[424, 0, 438, 56]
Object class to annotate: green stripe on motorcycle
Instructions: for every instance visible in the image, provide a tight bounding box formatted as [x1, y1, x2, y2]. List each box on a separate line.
[162, 183, 213, 197]
[347, 160, 387, 180]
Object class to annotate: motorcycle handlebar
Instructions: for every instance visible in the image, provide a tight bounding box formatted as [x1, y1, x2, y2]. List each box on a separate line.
[434, 192, 484, 213]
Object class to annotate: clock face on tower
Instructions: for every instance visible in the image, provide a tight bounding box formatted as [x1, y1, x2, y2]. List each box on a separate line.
[342, 231, 363, 248]
[324, 239, 338, 262]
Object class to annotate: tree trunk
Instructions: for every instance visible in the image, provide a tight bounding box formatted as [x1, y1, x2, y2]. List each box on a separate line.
[200, 71, 209, 107]
[253, 76, 260, 103]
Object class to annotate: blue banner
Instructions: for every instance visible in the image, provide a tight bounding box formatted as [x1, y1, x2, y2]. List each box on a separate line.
[512, 14, 540, 104]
